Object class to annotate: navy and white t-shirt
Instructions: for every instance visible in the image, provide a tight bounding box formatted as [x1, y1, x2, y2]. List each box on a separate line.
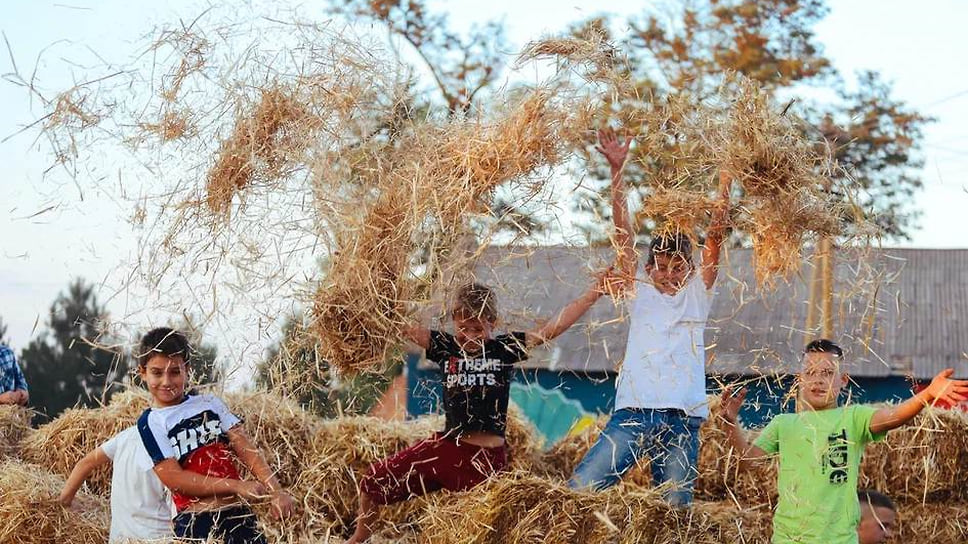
[137, 394, 242, 511]
[425, 331, 529, 437]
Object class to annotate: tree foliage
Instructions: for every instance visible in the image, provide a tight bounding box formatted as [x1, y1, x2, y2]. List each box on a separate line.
[19, 279, 125, 421]
[328, 0, 930, 242]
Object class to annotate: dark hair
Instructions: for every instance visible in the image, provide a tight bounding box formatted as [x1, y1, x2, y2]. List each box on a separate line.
[804, 338, 843, 358]
[647, 233, 693, 266]
[858, 489, 896, 512]
[138, 327, 191, 367]
[453, 283, 498, 323]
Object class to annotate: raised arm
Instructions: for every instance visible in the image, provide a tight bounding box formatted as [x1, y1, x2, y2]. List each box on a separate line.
[227, 426, 294, 519]
[597, 128, 637, 281]
[59, 447, 111, 506]
[701, 170, 732, 290]
[870, 369, 968, 433]
[525, 269, 611, 348]
[719, 387, 769, 471]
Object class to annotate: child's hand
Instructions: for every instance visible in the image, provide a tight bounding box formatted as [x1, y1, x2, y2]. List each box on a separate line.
[270, 490, 295, 519]
[234, 480, 267, 501]
[719, 386, 747, 424]
[57, 489, 74, 507]
[595, 128, 631, 171]
[923, 369, 968, 406]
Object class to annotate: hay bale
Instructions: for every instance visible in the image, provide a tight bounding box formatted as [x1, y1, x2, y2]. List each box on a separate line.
[0, 404, 33, 458]
[894, 502, 968, 542]
[224, 392, 321, 488]
[418, 473, 772, 544]
[20, 390, 150, 494]
[505, 404, 543, 471]
[860, 408, 968, 502]
[289, 415, 441, 536]
[0, 460, 108, 544]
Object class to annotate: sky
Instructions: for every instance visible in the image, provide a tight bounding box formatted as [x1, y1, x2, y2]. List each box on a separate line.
[1, 0, 966, 384]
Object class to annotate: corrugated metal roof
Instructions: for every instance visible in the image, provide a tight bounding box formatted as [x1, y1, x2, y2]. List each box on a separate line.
[469, 246, 968, 379]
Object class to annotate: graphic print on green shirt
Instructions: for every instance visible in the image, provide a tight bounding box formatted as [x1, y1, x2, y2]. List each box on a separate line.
[753, 405, 887, 544]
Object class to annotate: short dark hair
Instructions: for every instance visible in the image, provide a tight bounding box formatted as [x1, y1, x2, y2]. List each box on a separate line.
[138, 327, 191, 367]
[453, 283, 498, 323]
[647, 233, 693, 266]
[858, 489, 896, 512]
[804, 338, 843, 358]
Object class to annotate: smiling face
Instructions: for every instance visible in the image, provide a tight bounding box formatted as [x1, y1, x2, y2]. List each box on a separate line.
[139, 354, 188, 407]
[646, 252, 694, 295]
[798, 351, 847, 410]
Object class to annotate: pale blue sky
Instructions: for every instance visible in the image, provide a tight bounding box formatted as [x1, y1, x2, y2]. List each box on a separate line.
[1, 1, 966, 381]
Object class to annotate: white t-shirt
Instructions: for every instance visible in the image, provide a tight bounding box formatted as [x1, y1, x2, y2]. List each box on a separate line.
[101, 426, 172, 543]
[614, 270, 714, 418]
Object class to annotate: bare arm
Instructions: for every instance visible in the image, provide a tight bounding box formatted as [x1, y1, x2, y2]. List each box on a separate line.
[227, 426, 294, 519]
[152, 458, 264, 500]
[719, 387, 769, 471]
[597, 128, 637, 282]
[525, 270, 610, 348]
[701, 170, 732, 290]
[59, 447, 110, 506]
[870, 369, 968, 433]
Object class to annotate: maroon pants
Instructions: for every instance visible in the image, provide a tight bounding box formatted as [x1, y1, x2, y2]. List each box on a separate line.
[360, 432, 508, 505]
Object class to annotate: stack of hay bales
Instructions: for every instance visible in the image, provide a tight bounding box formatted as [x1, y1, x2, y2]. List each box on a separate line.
[0, 460, 108, 544]
[860, 408, 968, 540]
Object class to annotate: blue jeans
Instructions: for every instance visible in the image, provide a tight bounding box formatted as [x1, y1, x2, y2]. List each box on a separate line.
[568, 408, 702, 505]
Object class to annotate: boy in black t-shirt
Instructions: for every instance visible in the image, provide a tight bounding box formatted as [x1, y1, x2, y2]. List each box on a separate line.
[347, 276, 612, 543]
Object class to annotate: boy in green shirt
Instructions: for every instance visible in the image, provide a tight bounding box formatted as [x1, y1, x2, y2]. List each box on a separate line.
[720, 339, 968, 544]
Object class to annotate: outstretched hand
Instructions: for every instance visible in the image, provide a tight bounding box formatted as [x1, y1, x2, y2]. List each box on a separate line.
[596, 128, 631, 171]
[923, 369, 968, 406]
[719, 386, 747, 425]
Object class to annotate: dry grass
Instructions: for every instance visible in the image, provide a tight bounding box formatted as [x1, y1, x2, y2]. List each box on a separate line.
[311, 91, 573, 373]
[0, 460, 108, 544]
[0, 404, 33, 458]
[860, 408, 968, 502]
[19, 390, 151, 494]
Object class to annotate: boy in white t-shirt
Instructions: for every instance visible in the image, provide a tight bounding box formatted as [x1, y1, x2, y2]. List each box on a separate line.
[60, 425, 172, 543]
[568, 128, 731, 504]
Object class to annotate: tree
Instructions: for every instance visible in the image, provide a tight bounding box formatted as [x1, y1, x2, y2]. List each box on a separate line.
[573, 1, 929, 242]
[257, 314, 399, 418]
[327, 0, 929, 242]
[19, 279, 126, 421]
[328, 0, 510, 116]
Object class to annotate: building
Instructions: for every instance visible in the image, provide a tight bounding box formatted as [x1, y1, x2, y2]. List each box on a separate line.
[406, 246, 968, 443]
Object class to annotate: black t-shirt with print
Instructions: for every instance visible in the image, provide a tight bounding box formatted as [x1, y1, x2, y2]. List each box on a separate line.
[425, 330, 529, 437]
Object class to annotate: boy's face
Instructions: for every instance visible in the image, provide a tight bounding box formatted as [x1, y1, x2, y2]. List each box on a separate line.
[139, 354, 188, 407]
[857, 503, 896, 544]
[452, 314, 494, 353]
[646, 253, 693, 295]
[798, 352, 847, 410]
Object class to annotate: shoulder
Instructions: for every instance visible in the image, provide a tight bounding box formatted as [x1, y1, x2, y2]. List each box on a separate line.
[0, 345, 15, 362]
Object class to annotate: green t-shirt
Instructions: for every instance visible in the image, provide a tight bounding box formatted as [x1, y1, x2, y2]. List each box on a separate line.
[753, 405, 887, 544]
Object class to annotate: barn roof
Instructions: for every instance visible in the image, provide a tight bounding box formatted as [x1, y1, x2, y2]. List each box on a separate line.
[470, 246, 968, 379]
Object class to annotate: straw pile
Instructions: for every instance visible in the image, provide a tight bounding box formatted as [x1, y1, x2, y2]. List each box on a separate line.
[312, 91, 572, 373]
[419, 473, 772, 544]
[715, 76, 845, 286]
[894, 503, 968, 542]
[860, 407, 968, 502]
[19, 390, 151, 494]
[0, 460, 108, 544]
[206, 85, 320, 215]
[0, 404, 33, 458]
